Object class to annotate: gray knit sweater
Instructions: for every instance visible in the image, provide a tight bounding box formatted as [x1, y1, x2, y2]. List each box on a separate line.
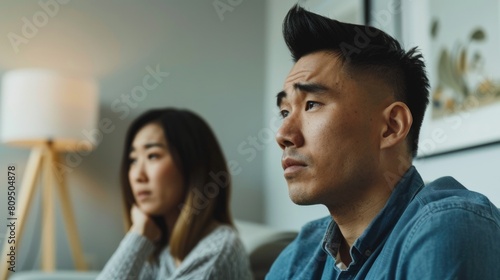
[97, 225, 253, 280]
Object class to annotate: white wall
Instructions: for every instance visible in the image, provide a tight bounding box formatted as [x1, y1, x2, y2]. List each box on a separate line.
[0, 0, 266, 271]
[262, 0, 500, 232]
[263, 0, 316, 231]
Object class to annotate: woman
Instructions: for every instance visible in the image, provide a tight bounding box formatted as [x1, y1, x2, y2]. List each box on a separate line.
[97, 108, 252, 279]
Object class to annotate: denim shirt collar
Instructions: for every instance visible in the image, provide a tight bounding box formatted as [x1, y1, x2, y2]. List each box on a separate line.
[322, 166, 425, 268]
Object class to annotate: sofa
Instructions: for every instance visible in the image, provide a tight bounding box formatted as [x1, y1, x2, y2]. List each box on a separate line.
[9, 220, 297, 280]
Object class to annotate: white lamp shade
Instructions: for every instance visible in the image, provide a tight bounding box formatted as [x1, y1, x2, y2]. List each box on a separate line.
[0, 69, 99, 152]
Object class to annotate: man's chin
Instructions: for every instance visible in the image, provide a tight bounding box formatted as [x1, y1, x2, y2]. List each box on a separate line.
[291, 199, 317, 206]
[288, 188, 318, 205]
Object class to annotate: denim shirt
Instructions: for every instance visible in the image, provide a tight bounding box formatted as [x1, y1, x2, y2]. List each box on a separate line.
[266, 166, 500, 279]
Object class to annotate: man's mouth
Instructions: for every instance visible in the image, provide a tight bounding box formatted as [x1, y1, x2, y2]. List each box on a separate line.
[282, 157, 307, 176]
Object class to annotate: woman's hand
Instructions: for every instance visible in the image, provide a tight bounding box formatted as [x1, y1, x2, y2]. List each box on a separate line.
[129, 204, 161, 242]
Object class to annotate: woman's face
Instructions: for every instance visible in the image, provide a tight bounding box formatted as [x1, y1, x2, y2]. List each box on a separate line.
[128, 122, 184, 217]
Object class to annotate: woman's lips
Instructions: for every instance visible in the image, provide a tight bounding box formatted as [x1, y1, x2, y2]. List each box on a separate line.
[136, 190, 152, 201]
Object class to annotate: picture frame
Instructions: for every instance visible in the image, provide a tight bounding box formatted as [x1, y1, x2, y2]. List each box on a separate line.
[369, 0, 500, 158]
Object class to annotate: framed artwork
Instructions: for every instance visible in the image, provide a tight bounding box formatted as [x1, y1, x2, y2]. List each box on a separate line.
[369, 0, 500, 157]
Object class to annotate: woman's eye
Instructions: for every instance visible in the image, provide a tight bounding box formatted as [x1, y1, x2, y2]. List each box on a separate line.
[306, 101, 320, 111]
[129, 158, 137, 165]
[148, 153, 160, 160]
[279, 110, 289, 119]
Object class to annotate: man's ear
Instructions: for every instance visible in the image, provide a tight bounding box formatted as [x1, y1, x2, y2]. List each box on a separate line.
[380, 102, 413, 150]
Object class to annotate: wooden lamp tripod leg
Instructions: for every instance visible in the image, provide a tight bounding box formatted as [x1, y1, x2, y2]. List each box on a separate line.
[41, 146, 56, 271]
[0, 147, 44, 280]
[0, 145, 88, 279]
[51, 149, 87, 270]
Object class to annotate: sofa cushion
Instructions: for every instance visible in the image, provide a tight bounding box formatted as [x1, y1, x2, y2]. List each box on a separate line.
[235, 220, 297, 280]
[9, 271, 99, 280]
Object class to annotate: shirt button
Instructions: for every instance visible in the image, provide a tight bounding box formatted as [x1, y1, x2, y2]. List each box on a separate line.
[364, 250, 372, 257]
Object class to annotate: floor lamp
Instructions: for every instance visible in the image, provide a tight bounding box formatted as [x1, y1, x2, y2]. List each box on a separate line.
[0, 69, 99, 279]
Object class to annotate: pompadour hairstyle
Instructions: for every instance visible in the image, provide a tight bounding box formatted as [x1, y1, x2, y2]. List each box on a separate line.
[283, 5, 430, 157]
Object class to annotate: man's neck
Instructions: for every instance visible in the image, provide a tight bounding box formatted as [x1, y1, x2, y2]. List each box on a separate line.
[329, 180, 395, 248]
[330, 160, 411, 248]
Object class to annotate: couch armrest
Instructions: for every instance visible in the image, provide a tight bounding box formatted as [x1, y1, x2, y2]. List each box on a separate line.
[235, 220, 297, 280]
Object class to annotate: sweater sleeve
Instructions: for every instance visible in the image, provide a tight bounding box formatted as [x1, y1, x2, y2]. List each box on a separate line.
[96, 232, 156, 280]
[169, 226, 253, 280]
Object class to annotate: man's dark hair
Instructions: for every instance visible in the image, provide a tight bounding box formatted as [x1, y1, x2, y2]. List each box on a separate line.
[283, 5, 430, 157]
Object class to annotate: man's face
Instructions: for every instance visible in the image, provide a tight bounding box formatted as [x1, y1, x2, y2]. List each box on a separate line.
[276, 51, 388, 207]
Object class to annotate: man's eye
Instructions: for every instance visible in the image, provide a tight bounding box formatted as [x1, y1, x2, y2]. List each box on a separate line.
[279, 110, 289, 118]
[306, 101, 320, 111]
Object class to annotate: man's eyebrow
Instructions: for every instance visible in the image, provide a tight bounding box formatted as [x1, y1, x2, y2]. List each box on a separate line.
[276, 91, 286, 107]
[276, 83, 328, 108]
[294, 83, 328, 93]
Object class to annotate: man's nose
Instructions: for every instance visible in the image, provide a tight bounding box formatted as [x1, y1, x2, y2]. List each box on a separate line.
[275, 113, 304, 150]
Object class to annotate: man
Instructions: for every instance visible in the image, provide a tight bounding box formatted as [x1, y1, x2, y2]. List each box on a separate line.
[266, 5, 500, 280]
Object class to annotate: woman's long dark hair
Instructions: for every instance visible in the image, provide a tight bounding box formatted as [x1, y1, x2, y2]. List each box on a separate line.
[120, 108, 233, 261]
